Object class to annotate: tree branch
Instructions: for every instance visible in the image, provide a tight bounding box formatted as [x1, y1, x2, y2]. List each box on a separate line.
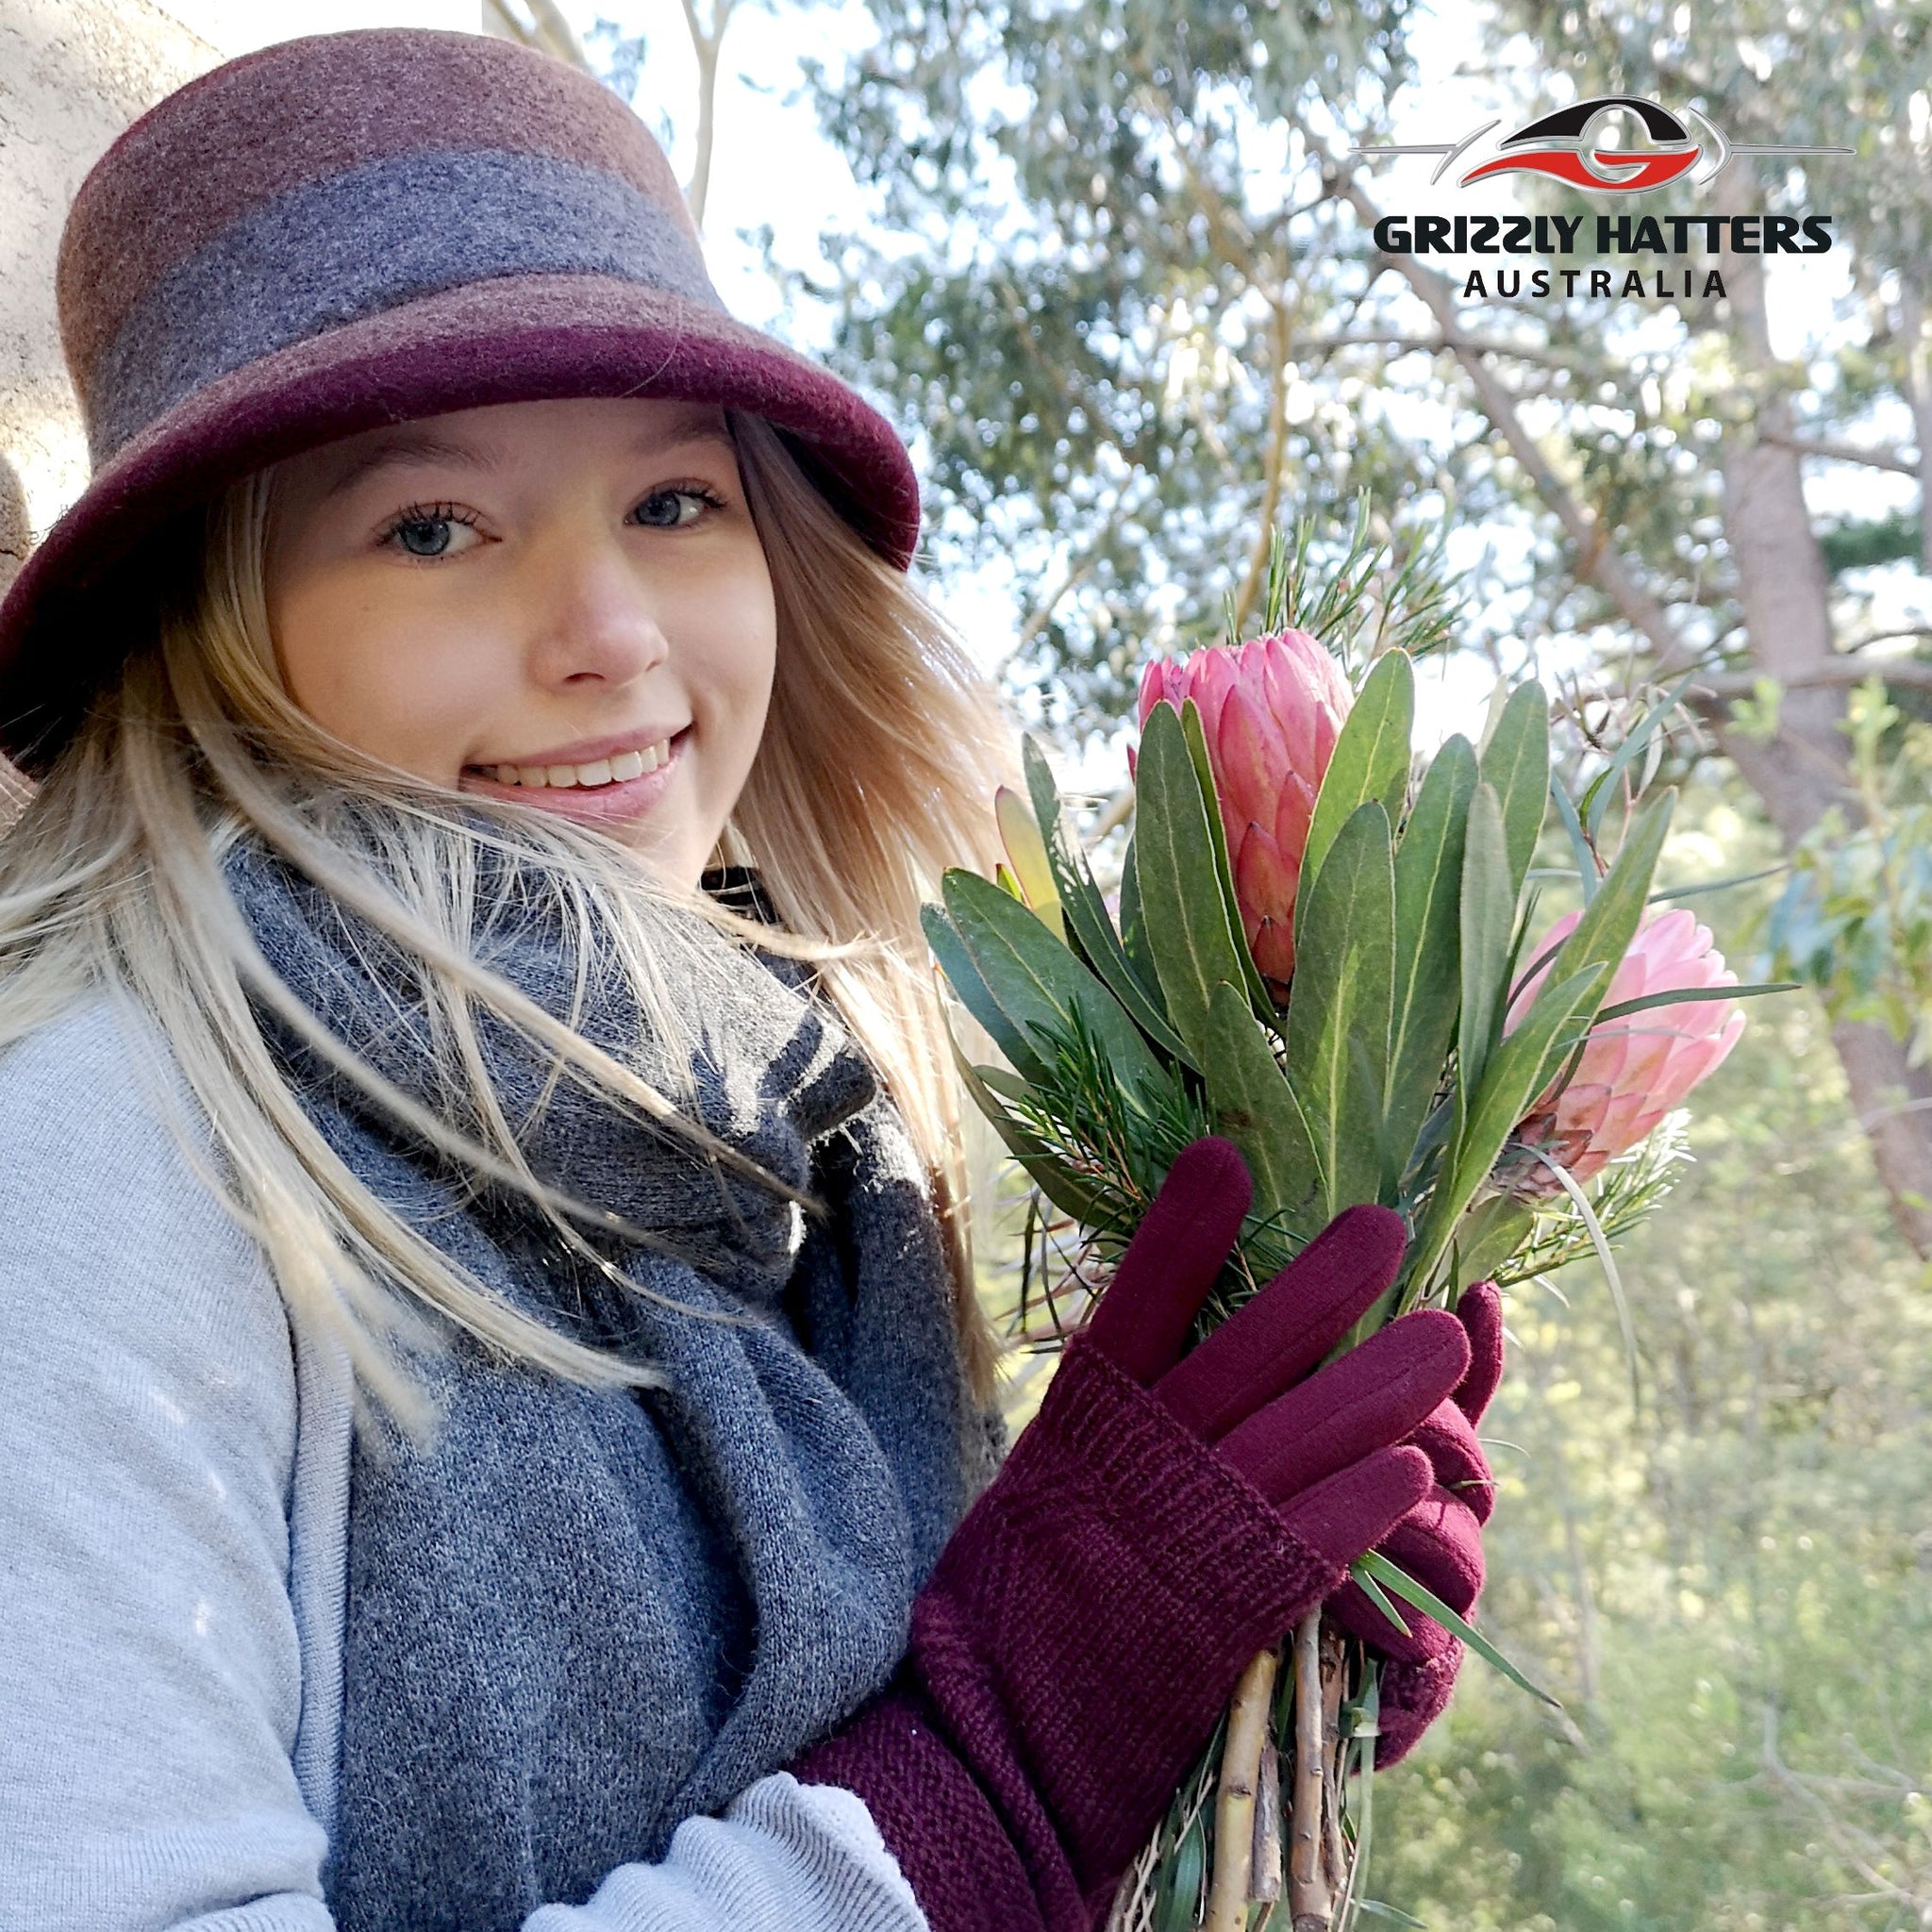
[1322, 162, 1695, 675]
[1623, 658, 1932, 708]
[678, 0, 739, 233]
[486, 0, 591, 69]
[1762, 430, 1920, 476]
[1291, 329, 1603, 378]
[1232, 285, 1295, 638]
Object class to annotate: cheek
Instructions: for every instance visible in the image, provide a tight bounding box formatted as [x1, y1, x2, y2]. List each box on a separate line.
[691, 558, 778, 733]
[270, 576, 497, 767]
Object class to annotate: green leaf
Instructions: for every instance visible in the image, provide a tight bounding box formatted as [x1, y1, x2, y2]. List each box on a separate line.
[1512, 1142, 1642, 1414]
[1344, 1665, 1380, 1920]
[920, 901, 1050, 1086]
[1134, 700, 1257, 1063]
[1349, 1559, 1413, 1640]
[1119, 832, 1158, 997]
[1648, 864, 1789, 901]
[1461, 962, 1612, 1197]
[941, 868, 1174, 1115]
[1357, 1548, 1562, 1707]
[1020, 735, 1192, 1063]
[1538, 787, 1677, 1016]
[1449, 1194, 1536, 1293]
[1160, 1812, 1207, 1932]
[1457, 781, 1514, 1114]
[1407, 959, 1611, 1299]
[1179, 698, 1277, 1017]
[972, 1061, 1032, 1103]
[1357, 1901, 1428, 1926]
[1592, 981, 1797, 1025]
[941, 1016, 1112, 1225]
[1581, 666, 1702, 841]
[1283, 802, 1396, 1219]
[1476, 680, 1550, 903]
[1385, 737, 1474, 1190]
[1549, 774, 1598, 907]
[1203, 978, 1324, 1241]
[1296, 648, 1415, 953]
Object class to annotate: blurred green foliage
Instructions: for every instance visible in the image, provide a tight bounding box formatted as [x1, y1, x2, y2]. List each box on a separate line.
[974, 765, 1932, 1926]
[1365, 769, 1932, 1929]
[1764, 678, 1932, 1070]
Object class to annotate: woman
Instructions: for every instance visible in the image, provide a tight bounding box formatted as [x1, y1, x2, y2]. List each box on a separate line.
[0, 28, 1494, 1931]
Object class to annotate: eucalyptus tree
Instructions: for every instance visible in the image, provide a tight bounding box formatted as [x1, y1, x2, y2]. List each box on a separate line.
[781, 0, 1497, 731]
[791, 0, 1932, 1257]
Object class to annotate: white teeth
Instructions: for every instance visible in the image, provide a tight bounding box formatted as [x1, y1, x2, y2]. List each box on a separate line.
[487, 738, 673, 788]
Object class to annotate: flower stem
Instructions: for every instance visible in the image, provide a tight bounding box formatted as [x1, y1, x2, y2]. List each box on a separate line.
[1288, 1610, 1334, 1929]
[1205, 1645, 1279, 1932]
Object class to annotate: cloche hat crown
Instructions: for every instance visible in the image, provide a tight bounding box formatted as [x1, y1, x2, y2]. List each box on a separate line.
[0, 26, 921, 779]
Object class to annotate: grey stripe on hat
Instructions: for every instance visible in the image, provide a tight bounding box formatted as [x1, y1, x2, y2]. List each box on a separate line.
[89, 148, 725, 465]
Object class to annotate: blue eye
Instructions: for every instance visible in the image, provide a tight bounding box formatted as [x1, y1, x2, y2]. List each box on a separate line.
[632, 485, 727, 529]
[377, 502, 479, 560]
[396, 520, 450, 557]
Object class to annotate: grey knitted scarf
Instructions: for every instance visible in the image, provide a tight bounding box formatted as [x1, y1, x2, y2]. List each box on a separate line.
[220, 820, 1001, 1932]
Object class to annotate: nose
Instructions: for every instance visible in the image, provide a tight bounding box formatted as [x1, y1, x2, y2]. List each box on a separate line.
[518, 519, 671, 692]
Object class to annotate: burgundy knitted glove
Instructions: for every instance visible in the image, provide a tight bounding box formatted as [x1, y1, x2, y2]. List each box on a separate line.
[1327, 1280, 1504, 1765]
[792, 1136, 1471, 1932]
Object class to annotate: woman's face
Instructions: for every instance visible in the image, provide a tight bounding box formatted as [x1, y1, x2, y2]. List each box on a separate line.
[262, 395, 777, 888]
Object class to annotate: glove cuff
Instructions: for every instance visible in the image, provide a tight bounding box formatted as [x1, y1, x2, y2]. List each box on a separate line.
[911, 1333, 1344, 1903]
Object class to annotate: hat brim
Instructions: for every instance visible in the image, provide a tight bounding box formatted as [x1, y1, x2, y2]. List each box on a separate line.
[0, 273, 922, 779]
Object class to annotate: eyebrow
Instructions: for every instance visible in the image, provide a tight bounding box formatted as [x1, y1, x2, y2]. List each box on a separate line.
[318, 409, 738, 500]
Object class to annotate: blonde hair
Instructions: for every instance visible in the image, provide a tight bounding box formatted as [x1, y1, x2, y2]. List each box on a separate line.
[0, 408, 1022, 1425]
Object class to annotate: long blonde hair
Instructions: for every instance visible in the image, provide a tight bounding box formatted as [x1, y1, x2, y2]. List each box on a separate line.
[0, 408, 1022, 1425]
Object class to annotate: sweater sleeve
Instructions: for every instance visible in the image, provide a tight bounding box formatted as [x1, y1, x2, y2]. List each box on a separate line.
[0, 998, 928, 1932]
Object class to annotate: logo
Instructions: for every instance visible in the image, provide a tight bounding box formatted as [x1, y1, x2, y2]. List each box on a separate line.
[1354, 94, 1850, 196]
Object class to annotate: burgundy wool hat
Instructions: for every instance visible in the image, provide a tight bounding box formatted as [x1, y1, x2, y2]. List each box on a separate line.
[0, 26, 922, 780]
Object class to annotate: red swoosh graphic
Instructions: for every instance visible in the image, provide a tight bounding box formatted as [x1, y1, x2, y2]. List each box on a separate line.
[1460, 145, 1700, 192]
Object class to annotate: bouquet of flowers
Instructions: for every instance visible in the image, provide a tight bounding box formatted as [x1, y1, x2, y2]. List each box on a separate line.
[922, 514, 1787, 1930]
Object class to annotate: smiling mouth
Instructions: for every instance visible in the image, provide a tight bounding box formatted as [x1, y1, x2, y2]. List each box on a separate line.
[463, 727, 687, 791]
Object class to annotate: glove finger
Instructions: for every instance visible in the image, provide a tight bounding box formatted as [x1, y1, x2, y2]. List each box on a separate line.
[1274, 1443, 1432, 1570]
[1217, 1310, 1471, 1503]
[1454, 1281, 1505, 1424]
[1153, 1203, 1408, 1441]
[1326, 1576, 1456, 1667]
[1374, 1647, 1464, 1768]
[1411, 1398, 1495, 1525]
[1380, 1491, 1485, 1617]
[1081, 1138, 1252, 1386]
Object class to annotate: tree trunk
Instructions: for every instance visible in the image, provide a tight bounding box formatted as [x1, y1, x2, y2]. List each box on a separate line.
[1707, 170, 1932, 1257]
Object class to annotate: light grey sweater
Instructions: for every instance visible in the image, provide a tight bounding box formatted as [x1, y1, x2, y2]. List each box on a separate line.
[0, 992, 931, 1932]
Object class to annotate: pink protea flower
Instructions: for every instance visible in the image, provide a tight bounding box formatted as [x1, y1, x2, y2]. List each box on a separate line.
[1131, 631, 1354, 995]
[1495, 905, 1748, 1198]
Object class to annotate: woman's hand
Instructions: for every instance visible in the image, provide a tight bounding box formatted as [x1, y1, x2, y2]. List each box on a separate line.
[1326, 1280, 1504, 1765]
[793, 1136, 1474, 1932]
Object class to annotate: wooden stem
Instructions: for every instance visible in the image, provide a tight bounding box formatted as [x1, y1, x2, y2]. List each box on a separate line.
[1205, 1646, 1279, 1932]
[1287, 1611, 1333, 1930]
[1320, 1624, 1349, 1895]
[1251, 1738, 1284, 1903]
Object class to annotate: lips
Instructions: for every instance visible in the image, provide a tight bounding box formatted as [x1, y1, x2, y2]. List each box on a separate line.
[458, 726, 688, 824]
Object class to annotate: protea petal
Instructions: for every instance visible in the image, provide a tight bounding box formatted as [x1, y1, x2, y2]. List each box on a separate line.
[1502, 905, 1747, 1185]
[1234, 822, 1300, 930]
[1130, 633, 1354, 993]
[1189, 647, 1241, 742]
[1214, 685, 1278, 826]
